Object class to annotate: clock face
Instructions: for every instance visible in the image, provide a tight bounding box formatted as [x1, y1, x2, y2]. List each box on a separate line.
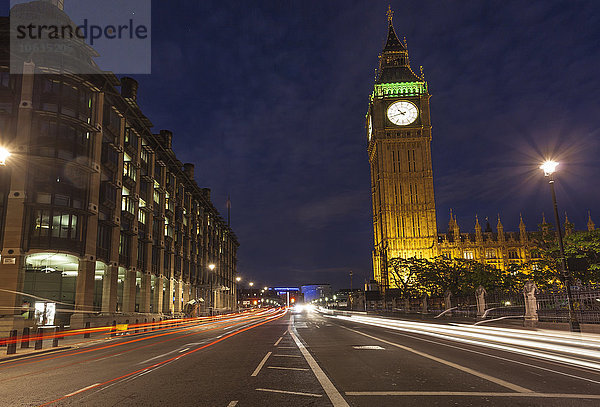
[387, 101, 418, 126]
[367, 115, 372, 140]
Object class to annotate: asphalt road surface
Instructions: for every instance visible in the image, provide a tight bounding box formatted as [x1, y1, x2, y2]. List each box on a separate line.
[1, 306, 600, 406]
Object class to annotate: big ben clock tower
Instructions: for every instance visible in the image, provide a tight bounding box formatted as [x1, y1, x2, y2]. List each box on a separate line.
[368, 7, 437, 290]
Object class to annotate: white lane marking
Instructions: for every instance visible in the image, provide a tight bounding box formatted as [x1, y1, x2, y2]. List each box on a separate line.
[272, 354, 302, 358]
[251, 351, 272, 377]
[256, 388, 323, 398]
[268, 366, 310, 371]
[341, 326, 531, 393]
[353, 345, 385, 350]
[276, 346, 296, 349]
[178, 348, 189, 353]
[274, 337, 283, 346]
[64, 383, 100, 397]
[345, 391, 600, 399]
[137, 349, 180, 364]
[227, 401, 238, 407]
[289, 329, 350, 407]
[386, 330, 600, 385]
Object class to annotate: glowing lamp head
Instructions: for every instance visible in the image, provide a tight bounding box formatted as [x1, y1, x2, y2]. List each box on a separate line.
[236, 276, 241, 282]
[263, 286, 268, 291]
[208, 264, 216, 270]
[0, 147, 11, 165]
[249, 282, 254, 287]
[540, 161, 559, 176]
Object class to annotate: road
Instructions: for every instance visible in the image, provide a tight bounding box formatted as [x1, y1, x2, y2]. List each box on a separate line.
[1, 306, 600, 406]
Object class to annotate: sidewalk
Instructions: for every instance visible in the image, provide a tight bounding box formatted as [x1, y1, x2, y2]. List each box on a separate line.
[0, 317, 213, 362]
[0, 329, 114, 363]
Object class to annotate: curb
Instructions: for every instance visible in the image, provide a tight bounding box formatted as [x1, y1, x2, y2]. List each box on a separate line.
[0, 346, 73, 362]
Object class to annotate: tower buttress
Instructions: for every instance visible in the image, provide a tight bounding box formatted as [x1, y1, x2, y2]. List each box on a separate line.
[497, 214, 505, 242]
[519, 213, 527, 243]
[475, 215, 482, 243]
[564, 212, 574, 236]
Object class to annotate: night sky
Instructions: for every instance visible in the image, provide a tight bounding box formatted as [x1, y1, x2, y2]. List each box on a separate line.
[8, 1, 600, 290]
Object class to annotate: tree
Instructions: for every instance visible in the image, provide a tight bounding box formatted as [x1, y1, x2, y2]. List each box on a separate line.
[530, 228, 600, 287]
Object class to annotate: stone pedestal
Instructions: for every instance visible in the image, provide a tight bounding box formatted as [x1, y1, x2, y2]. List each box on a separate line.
[523, 280, 538, 327]
[476, 285, 487, 318]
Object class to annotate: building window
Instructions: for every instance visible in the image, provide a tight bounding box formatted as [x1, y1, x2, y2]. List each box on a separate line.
[508, 250, 519, 259]
[138, 209, 146, 225]
[32, 209, 78, 239]
[123, 154, 137, 181]
[485, 249, 497, 259]
[463, 251, 474, 260]
[121, 187, 135, 214]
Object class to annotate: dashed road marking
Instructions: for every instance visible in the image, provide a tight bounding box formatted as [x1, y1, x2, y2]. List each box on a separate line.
[272, 354, 301, 358]
[268, 366, 310, 371]
[227, 401, 238, 406]
[251, 351, 272, 377]
[256, 388, 322, 397]
[274, 337, 283, 346]
[64, 383, 100, 397]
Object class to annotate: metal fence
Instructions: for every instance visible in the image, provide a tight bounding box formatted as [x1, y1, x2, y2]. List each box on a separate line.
[537, 285, 600, 324]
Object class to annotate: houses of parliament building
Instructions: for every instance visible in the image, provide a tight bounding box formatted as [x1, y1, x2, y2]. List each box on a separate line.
[367, 9, 596, 290]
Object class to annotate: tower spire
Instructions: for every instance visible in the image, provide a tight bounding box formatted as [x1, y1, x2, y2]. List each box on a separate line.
[377, 7, 420, 84]
[588, 211, 595, 231]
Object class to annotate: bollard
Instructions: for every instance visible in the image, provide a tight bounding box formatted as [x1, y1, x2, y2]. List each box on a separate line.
[111, 321, 116, 337]
[6, 330, 17, 355]
[21, 327, 30, 349]
[52, 327, 60, 347]
[135, 319, 139, 334]
[84, 321, 91, 338]
[59, 324, 65, 340]
[34, 327, 44, 350]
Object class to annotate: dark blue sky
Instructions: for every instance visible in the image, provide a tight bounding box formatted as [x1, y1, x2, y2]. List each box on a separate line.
[9, 1, 599, 289]
[138, 0, 600, 290]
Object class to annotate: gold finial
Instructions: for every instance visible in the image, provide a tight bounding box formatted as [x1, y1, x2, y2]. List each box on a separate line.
[387, 5, 394, 23]
[420, 65, 424, 78]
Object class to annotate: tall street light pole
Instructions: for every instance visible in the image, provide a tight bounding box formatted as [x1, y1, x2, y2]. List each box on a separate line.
[540, 161, 581, 333]
[208, 263, 216, 316]
[235, 276, 241, 311]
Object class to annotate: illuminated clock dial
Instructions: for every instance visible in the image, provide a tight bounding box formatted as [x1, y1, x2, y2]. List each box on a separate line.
[367, 115, 372, 140]
[387, 101, 418, 126]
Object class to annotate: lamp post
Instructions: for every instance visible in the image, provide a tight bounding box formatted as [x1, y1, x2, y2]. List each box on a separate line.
[235, 276, 241, 311]
[208, 263, 215, 316]
[540, 161, 580, 333]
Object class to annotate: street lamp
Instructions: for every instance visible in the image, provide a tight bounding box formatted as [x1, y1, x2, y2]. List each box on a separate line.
[208, 263, 216, 315]
[0, 147, 11, 166]
[234, 276, 241, 311]
[540, 160, 580, 333]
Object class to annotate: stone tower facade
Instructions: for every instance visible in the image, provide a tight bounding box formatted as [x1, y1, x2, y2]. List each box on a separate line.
[367, 9, 437, 290]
